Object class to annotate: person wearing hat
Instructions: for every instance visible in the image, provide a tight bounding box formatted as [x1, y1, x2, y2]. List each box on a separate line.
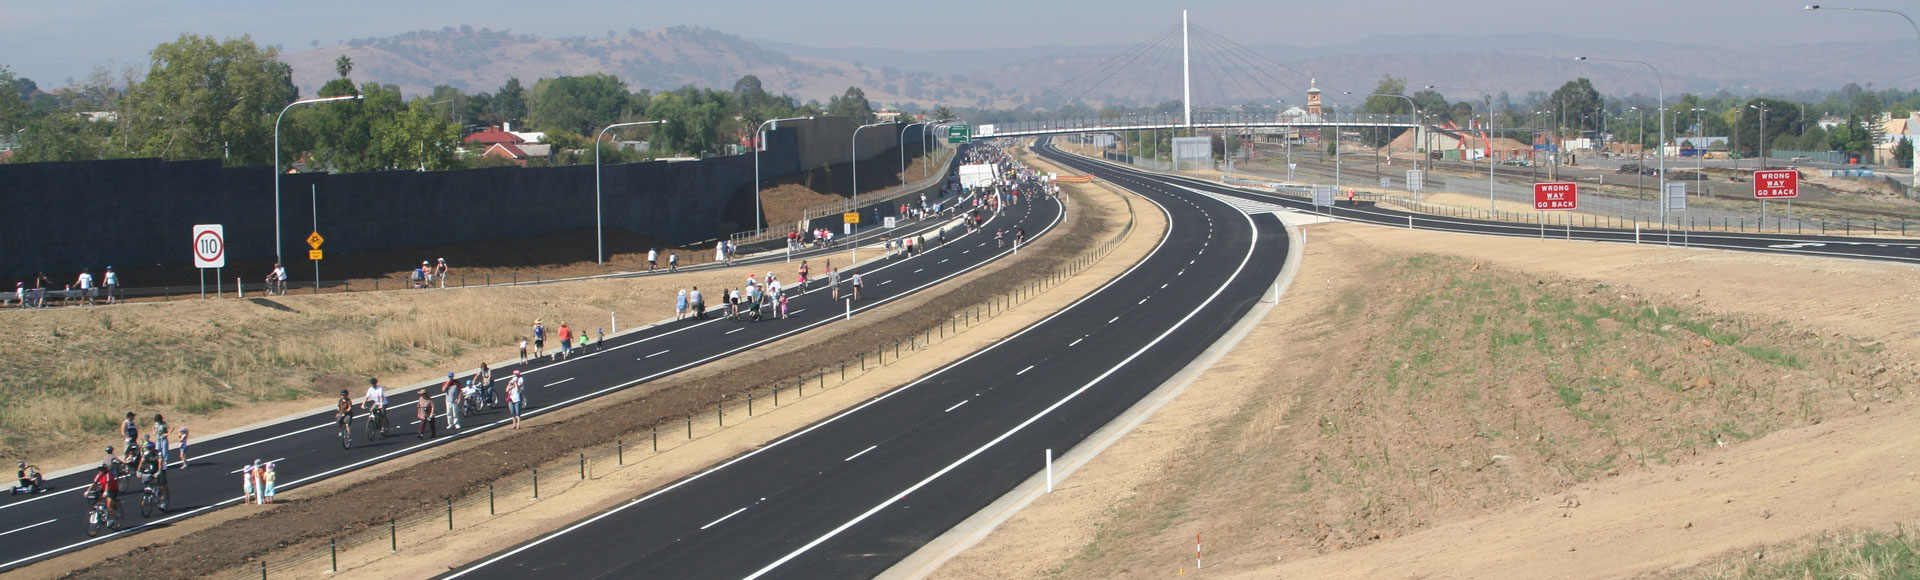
[12, 282, 22, 308]
[444, 372, 462, 430]
[416, 388, 436, 439]
[434, 258, 448, 289]
[412, 261, 429, 289]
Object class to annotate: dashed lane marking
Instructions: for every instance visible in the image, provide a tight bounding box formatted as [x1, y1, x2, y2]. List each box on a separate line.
[645, 350, 670, 359]
[844, 445, 878, 461]
[701, 506, 749, 530]
[944, 400, 969, 413]
[546, 378, 575, 388]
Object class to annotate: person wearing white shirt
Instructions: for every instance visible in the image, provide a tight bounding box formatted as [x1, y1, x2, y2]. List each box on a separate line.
[103, 267, 118, 304]
[74, 270, 95, 305]
[363, 378, 390, 434]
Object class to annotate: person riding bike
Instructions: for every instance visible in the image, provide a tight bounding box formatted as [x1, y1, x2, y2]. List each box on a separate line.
[335, 389, 354, 438]
[13, 461, 44, 494]
[363, 378, 390, 434]
[87, 466, 119, 518]
[135, 442, 165, 507]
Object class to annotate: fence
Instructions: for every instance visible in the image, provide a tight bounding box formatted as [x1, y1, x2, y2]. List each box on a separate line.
[1222, 176, 1918, 238]
[211, 186, 1137, 580]
[1770, 149, 1849, 164]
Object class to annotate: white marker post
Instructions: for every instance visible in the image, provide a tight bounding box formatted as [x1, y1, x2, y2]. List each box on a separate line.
[845, 298, 851, 321]
[611, 311, 618, 334]
[1044, 449, 1053, 493]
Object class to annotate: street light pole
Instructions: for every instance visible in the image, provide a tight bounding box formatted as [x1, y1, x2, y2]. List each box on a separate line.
[273, 94, 362, 265]
[1349, 91, 1421, 189]
[900, 120, 931, 187]
[849, 121, 892, 264]
[753, 116, 814, 234]
[1807, 4, 1920, 197]
[595, 119, 667, 265]
[1578, 56, 1666, 224]
[1430, 85, 1496, 210]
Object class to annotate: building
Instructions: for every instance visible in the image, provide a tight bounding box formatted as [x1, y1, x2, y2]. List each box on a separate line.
[464, 126, 525, 147]
[480, 142, 553, 166]
[875, 110, 903, 123]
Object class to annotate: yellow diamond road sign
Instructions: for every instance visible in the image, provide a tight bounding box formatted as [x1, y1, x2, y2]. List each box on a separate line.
[306, 232, 324, 249]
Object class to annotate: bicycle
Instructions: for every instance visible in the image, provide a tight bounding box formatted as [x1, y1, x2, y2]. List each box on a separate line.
[138, 477, 168, 518]
[337, 415, 353, 449]
[364, 407, 388, 442]
[84, 493, 119, 537]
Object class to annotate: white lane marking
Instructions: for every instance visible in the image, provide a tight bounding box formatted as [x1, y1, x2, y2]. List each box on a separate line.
[1138, 298, 1148, 305]
[1189, 259, 1196, 264]
[1178, 269, 1185, 276]
[914, 269, 924, 273]
[940, 259, 949, 264]
[741, 177, 1259, 580]
[645, 350, 670, 359]
[1069, 338, 1083, 347]
[963, 250, 970, 254]
[0, 519, 57, 538]
[545, 378, 575, 388]
[881, 280, 894, 286]
[944, 400, 969, 413]
[700, 506, 750, 530]
[844, 445, 878, 462]
[726, 328, 743, 335]
[443, 197, 1086, 580]
[1160, 283, 1168, 289]
[791, 309, 807, 314]
[1016, 365, 1035, 375]
[1108, 316, 1120, 324]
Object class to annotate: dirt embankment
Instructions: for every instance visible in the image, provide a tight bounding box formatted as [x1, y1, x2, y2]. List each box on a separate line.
[54, 180, 1103, 580]
[931, 222, 1920, 580]
[755, 147, 953, 229]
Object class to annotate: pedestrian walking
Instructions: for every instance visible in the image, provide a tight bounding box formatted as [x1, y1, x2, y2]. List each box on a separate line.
[434, 258, 449, 289]
[851, 271, 864, 300]
[797, 260, 809, 291]
[518, 337, 529, 363]
[715, 243, 727, 266]
[596, 327, 604, 351]
[690, 286, 706, 320]
[829, 268, 841, 301]
[262, 462, 277, 504]
[152, 415, 169, 471]
[120, 412, 138, 455]
[175, 427, 189, 467]
[557, 322, 572, 360]
[532, 320, 546, 360]
[103, 266, 118, 305]
[668, 252, 678, 272]
[75, 269, 95, 306]
[647, 248, 659, 272]
[676, 289, 688, 321]
[416, 390, 436, 439]
[506, 371, 525, 429]
[444, 374, 461, 430]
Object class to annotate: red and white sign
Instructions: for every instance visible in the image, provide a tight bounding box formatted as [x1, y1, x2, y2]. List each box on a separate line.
[1754, 170, 1799, 199]
[1533, 182, 1578, 211]
[192, 224, 225, 269]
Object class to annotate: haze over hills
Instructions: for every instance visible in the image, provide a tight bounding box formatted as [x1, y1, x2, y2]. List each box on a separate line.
[285, 25, 1914, 109]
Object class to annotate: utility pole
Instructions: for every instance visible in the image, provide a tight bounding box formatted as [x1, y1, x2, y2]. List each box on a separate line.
[1182, 10, 1192, 130]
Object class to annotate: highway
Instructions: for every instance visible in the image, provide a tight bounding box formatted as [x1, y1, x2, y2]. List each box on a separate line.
[0, 186, 1061, 572]
[438, 137, 1292, 579]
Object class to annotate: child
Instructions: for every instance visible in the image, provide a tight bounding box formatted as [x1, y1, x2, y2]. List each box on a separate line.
[175, 426, 189, 467]
[596, 327, 604, 351]
[241, 461, 255, 504]
[518, 337, 529, 363]
[263, 462, 277, 505]
[578, 333, 588, 354]
[779, 293, 789, 319]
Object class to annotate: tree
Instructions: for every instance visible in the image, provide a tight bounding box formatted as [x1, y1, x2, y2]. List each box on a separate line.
[1896, 137, 1913, 169]
[933, 105, 957, 121]
[1410, 89, 1450, 124]
[0, 65, 30, 135]
[494, 77, 527, 125]
[334, 55, 353, 79]
[293, 81, 404, 173]
[369, 97, 463, 171]
[529, 74, 631, 135]
[1733, 98, 1804, 157]
[1549, 78, 1604, 133]
[118, 33, 297, 165]
[1361, 75, 1411, 147]
[827, 86, 874, 124]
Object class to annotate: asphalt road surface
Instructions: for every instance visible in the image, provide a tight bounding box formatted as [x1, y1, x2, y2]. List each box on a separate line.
[438, 138, 1292, 580]
[0, 191, 1061, 572]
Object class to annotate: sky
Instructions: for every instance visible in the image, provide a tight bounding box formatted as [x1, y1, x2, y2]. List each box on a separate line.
[3, 0, 1913, 86]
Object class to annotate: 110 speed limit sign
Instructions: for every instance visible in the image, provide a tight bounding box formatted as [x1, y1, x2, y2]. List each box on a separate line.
[193, 224, 226, 269]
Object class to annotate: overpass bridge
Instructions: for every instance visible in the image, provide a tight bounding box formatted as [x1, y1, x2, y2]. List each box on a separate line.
[976, 113, 1421, 139]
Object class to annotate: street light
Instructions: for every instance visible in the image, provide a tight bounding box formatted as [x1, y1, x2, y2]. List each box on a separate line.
[901, 120, 931, 188]
[1578, 56, 1668, 224]
[1806, 4, 1920, 194]
[1344, 91, 1421, 187]
[849, 121, 892, 265]
[273, 94, 362, 265]
[1749, 102, 1771, 171]
[595, 119, 667, 265]
[1428, 85, 1498, 210]
[1693, 107, 1710, 204]
[753, 116, 814, 233]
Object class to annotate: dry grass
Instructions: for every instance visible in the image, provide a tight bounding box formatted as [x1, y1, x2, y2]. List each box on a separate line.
[0, 264, 769, 467]
[1043, 253, 1915, 579]
[1677, 524, 1920, 580]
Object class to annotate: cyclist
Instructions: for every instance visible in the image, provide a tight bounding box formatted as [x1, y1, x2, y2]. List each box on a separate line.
[363, 378, 390, 435]
[135, 442, 166, 509]
[475, 363, 495, 408]
[13, 462, 44, 494]
[87, 465, 119, 519]
[334, 389, 353, 440]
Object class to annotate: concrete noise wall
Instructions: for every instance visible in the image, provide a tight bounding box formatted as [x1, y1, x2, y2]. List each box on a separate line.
[0, 116, 918, 279]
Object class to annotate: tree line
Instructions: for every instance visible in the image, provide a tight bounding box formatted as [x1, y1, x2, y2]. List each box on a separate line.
[0, 33, 895, 171]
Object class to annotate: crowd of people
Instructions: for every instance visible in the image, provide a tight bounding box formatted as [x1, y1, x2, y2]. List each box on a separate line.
[10, 267, 119, 308]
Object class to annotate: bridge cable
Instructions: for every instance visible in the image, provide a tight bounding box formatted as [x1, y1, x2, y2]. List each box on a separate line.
[1032, 24, 1179, 110]
[1051, 26, 1182, 112]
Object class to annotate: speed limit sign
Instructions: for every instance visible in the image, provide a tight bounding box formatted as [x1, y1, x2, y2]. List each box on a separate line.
[193, 224, 226, 269]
